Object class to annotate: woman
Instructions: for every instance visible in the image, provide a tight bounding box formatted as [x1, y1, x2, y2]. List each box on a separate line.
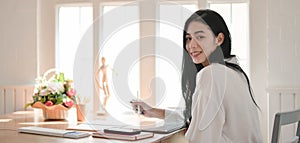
[132, 9, 263, 142]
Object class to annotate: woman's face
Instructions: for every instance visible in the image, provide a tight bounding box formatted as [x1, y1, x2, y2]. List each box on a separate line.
[185, 21, 219, 66]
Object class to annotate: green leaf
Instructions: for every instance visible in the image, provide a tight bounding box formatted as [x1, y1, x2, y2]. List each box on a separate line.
[41, 96, 46, 103]
[33, 95, 39, 102]
[55, 96, 64, 105]
[58, 72, 65, 82]
[24, 103, 32, 109]
[71, 96, 77, 104]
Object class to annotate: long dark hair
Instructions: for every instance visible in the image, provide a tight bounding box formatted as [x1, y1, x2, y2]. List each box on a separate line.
[181, 9, 259, 127]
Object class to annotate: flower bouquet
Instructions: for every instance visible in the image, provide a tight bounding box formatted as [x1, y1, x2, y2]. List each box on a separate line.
[25, 69, 77, 120]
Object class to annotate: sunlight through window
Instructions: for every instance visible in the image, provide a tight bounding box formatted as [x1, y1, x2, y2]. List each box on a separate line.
[209, 2, 250, 75]
[98, 5, 139, 115]
[56, 6, 93, 79]
[156, 4, 198, 108]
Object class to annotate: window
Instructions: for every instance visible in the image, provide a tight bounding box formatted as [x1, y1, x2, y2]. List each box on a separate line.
[208, 1, 250, 75]
[101, 5, 139, 94]
[99, 4, 139, 114]
[56, 1, 250, 114]
[56, 6, 93, 78]
[156, 3, 198, 108]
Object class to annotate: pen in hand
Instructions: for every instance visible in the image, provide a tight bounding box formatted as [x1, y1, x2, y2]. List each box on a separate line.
[136, 91, 142, 114]
[129, 91, 144, 115]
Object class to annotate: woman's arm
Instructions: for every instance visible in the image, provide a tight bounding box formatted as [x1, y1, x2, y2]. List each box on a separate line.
[131, 100, 185, 124]
[185, 65, 226, 142]
[130, 100, 165, 119]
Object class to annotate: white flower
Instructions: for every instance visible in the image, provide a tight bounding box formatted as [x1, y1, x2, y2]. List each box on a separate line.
[39, 89, 50, 96]
[47, 82, 65, 94]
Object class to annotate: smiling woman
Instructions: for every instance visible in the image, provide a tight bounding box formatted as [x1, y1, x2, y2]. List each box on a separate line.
[185, 20, 223, 66]
[182, 9, 262, 143]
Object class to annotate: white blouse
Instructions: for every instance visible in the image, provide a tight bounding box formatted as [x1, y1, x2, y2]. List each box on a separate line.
[185, 63, 263, 143]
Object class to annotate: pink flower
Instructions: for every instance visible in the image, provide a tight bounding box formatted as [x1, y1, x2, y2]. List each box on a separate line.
[45, 101, 54, 106]
[66, 89, 76, 97]
[64, 100, 74, 108]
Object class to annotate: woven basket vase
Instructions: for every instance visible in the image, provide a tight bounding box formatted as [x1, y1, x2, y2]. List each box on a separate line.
[32, 102, 69, 120]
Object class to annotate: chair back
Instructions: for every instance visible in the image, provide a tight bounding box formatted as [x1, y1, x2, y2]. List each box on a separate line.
[271, 108, 300, 143]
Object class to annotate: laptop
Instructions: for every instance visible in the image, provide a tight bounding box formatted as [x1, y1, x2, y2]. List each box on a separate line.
[141, 122, 185, 134]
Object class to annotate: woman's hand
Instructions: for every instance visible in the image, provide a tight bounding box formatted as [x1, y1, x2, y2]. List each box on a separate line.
[130, 100, 165, 119]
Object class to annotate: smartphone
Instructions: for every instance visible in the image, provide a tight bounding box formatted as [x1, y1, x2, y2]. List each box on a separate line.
[104, 128, 141, 135]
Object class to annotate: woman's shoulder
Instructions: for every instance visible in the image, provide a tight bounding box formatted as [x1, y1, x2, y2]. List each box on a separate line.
[196, 63, 236, 81]
[198, 63, 227, 75]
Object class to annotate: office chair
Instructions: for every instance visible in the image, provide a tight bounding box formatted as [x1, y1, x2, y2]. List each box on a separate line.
[271, 108, 300, 143]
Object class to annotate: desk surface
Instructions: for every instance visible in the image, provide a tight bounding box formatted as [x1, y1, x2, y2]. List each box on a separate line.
[0, 110, 186, 143]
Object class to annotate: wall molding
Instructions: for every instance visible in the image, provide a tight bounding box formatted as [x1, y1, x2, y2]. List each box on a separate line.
[266, 88, 300, 95]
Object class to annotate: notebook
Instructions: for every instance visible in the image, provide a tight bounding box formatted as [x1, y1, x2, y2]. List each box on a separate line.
[92, 131, 154, 141]
[18, 126, 91, 139]
[141, 122, 184, 134]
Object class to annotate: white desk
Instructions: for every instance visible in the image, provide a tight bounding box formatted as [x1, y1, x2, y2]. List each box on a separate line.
[0, 110, 186, 143]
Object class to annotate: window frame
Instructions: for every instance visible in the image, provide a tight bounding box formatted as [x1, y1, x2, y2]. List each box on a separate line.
[208, 0, 250, 75]
[55, 3, 93, 75]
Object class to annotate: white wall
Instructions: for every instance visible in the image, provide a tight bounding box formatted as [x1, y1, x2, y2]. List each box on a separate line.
[267, 0, 300, 87]
[38, 0, 56, 75]
[250, 0, 300, 142]
[0, 0, 37, 86]
[249, 0, 268, 142]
